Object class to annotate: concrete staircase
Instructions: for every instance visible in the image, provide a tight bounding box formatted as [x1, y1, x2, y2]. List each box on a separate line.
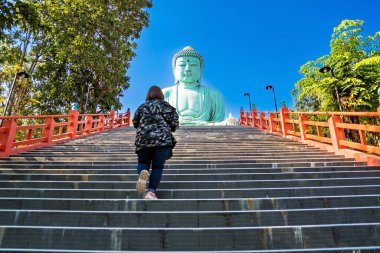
[0, 126, 379, 252]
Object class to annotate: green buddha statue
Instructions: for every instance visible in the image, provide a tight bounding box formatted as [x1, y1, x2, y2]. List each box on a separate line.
[162, 46, 225, 126]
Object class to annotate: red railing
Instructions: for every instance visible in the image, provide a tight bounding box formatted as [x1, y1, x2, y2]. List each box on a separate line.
[0, 110, 131, 157]
[239, 107, 380, 160]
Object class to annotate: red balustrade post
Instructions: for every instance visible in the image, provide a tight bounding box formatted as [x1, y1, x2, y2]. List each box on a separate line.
[328, 115, 345, 150]
[358, 129, 367, 146]
[85, 116, 93, 135]
[26, 129, 33, 140]
[118, 114, 123, 127]
[126, 109, 131, 126]
[269, 113, 276, 132]
[42, 116, 55, 144]
[246, 112, 251, 126]
[252, 109, 258, 127]
[316, 126, 323, 138]
[98, 115, 105, 132]
[259, 113, 265, 130]
[109, 111, 115, 129]
[123, 113, 128, 126]
[298, 114, 309, 141]
[0, 118, 17, 157]
[68, 110, 79, 139]
[280, 107, 290, 137]
[239, 109, 245, 125]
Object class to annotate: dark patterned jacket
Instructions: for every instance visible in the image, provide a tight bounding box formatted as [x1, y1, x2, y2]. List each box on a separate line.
[133, 99, 179, 152]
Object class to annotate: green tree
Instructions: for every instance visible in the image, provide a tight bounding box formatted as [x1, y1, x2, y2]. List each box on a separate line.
[0, 0, 42, 114]
[292, 19, 380, 112]
[1, 0, 152, 115]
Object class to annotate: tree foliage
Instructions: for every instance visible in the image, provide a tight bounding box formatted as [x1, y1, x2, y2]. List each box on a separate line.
[0, 0, 152, 115]
[292, 20, 380, 112]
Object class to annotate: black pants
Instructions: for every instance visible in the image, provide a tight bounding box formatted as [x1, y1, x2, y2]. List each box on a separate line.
[136, 146, 170, 192]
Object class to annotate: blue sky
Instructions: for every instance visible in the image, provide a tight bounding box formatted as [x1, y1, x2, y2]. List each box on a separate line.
[122, 0, 380, 119]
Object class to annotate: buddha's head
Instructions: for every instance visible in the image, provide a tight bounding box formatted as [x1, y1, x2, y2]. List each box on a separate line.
[172, 46, 203, 85]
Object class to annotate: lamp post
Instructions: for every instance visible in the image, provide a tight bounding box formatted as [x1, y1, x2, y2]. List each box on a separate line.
[3, 71, 30, 117]
[243, 92, 252, 112]
[84, 83, 92, 113]
[265, 85, 278, 112]
[319, 66, 342, 111]
[116, 94, 123, 115]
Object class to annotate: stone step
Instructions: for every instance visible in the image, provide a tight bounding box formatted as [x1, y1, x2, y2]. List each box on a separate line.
[15, 155, 341, 161]
[1, 247, 380, 253]
[34, 141, 316, 145]
[17, 148, 340, 153]
[2, 177, 379, 189]
[13, 153, 341, 159]
[3, 158, 355, 164]
[33, 145, 317, 150]
[0, 195, 378, 211]
[31, 142, 317, 146]
[0, 161, 366, 168]
[25, 147, 328, 153]
[1, 207, 379, 228]
[0, 165, 377, 173]
[2, 170, 380, 181]
[37, 138, 313, 143]
[2, 185, 379, 199]
[0, 223, 379, 251]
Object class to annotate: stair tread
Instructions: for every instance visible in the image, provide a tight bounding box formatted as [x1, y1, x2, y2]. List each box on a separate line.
[1, 126, 378, 251]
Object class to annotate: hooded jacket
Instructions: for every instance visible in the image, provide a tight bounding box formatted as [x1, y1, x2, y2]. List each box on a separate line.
[133, 99, 179, 152]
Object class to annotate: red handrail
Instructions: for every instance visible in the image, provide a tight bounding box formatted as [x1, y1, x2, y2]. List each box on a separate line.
[0, 110, 131, 157]
[239, 107, 380, 160]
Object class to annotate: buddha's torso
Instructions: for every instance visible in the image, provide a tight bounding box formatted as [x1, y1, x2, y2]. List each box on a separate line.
[176, 85, 202, 118]
[163, 83, 224, 125]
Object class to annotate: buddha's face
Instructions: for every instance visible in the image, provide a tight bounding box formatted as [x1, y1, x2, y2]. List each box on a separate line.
[174, 56, 201, 84]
